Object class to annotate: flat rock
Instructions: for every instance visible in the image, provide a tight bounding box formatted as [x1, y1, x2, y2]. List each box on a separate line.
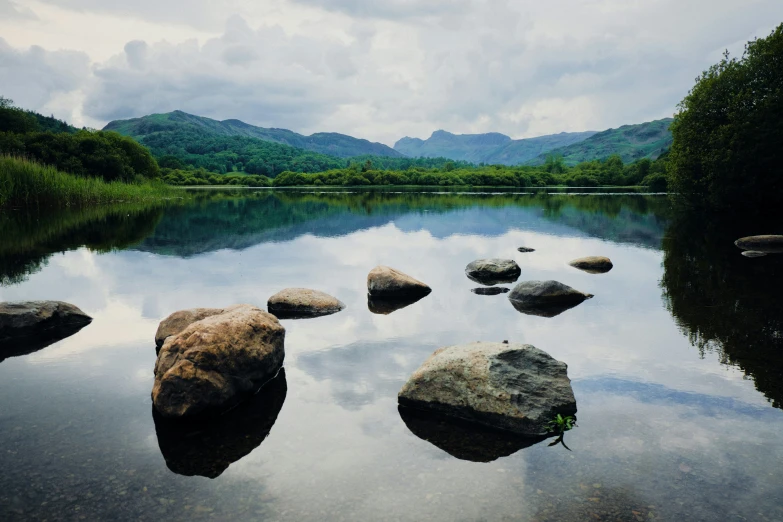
[735, 235, 783, 254]
[367, 266, 431, 297]
[154, 369, 287, 478]
[465, 258, 521, 286]
[398, 342, 577, 436]
[569, 256, 613, 273]
[471, 287, 511, 296]
[508, 280, 593, 317]
[155, 308, 225, 349]
[0, 301, 92, 361]
[152, 304, 285, 418]
[741, 250, 768, 258]
[517, 247, 535, 253]
[267, 288, 345, 319]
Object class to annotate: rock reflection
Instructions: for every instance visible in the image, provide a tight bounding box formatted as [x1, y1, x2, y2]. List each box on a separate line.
[471, 287, 510, 296]
[153, 369, 287, 478]
[367, 294, 428, 315]
[398, 406, 551, 462]
[466, 273, 520, 286]
[508, 299, 585, 318]
[0, 322, 91, 363]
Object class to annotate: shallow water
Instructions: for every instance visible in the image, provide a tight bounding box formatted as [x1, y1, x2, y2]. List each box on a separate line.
[1, 189, 782, 521]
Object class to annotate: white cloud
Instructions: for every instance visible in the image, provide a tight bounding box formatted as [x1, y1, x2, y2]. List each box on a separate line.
[0, 0, 782, 141]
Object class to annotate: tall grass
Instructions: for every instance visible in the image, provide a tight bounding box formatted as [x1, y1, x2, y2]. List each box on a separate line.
[0, 155, 175, 208]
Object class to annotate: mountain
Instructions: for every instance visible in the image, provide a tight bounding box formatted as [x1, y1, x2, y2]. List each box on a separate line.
[104, 110, 403, 159]
[528, 118, 673, 166]
[393, 129, 597, 165]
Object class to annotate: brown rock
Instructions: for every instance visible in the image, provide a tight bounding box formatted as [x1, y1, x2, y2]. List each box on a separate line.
[367, 266, 431, 297]
[267, 288, 345, 319]
[152, 304, 285, 418]
[569, 256, 613, 273]
[155, 308, 225, 349]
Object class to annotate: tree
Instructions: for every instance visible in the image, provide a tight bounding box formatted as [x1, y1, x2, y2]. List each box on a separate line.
[668, 24, 783, 211]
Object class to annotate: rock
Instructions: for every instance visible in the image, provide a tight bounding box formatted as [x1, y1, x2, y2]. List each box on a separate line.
[154, 369, 287, 478]
[508, 280, 593, 317]
[741, 250, 768, 258]
[267, 288, 345, 319]
[471, 287, 511, 296]
[517, 247, 535, 253]
[367, 266, 431, 297]
[569, 256, 613, 273]
[399, 405, 549, 462]
[152, 304, 285, 418]
[465, 258, 521, 286]
[155, 308, 225, 349]
[368, 293, 427, 315]
[0, 301, 92, 362]
[735, 235, 783, 254]
[398, 342, 577, 436]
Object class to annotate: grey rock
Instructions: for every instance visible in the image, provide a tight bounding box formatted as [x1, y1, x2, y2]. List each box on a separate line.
[471, 287, 510, 296]
[465, 258, 521, 286]
[367, 266, 432, 297]
[398, 342, 577, 436]
[735, 235, 783, 254]
[152, 304, 285, 418]
[267, 288, 345, 319]
[569, 256, 613, 273]
[741, 250, 768, 258]
[508, 280, 593, 317]
[0, 301, 92, 361]
[155, 308, 225, 349]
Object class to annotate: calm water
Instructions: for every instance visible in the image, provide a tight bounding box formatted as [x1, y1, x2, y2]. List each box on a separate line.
[1, 189, 782, 521]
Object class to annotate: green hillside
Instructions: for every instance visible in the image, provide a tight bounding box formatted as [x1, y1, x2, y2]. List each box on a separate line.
[394, 129, 597, 165]
[104, 110, 402, 158]
[529, 118, 673, 166]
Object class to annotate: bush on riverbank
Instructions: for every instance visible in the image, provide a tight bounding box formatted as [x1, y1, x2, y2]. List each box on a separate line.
[0, 156, 173, 208]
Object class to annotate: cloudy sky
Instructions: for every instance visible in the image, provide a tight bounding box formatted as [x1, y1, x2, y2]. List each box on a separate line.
[1, 0, 781, 145]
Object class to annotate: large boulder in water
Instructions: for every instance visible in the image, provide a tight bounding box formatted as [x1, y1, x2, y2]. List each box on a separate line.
[267, 288, 345, 319]
[569, 256, 613, 274]
[398, 342, 577, 436]
[152, 304, 285, 418]
[0, 301, 92, 361]
[155, 307, 225, 349]
[735, 235, 783, 254]
[508, 280, 593, 317]
[367, 266, 431, 297]
[465, 258, 521, 286]
[154, 369, 287, 478]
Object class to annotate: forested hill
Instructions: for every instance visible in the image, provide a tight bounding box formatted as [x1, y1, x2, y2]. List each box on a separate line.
[528, 118, 673, 166]
[104, 110, 403, 159]
[394, 129, 597, 165]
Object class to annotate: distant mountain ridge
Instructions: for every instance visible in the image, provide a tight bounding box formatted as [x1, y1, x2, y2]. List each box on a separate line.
[394, 129, 598, 165]
[104, 110, 403, 158]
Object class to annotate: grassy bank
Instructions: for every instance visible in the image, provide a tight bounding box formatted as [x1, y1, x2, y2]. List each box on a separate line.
[0, 156, 176, 208]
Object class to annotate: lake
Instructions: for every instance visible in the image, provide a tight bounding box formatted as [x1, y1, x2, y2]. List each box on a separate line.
[1, 188, 781, 521]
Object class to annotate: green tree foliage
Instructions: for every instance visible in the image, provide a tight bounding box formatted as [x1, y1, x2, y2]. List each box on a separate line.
[668, 24, 783, 210]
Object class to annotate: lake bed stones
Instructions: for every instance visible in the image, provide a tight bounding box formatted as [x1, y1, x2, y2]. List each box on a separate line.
[569, 256, 613, 274]
[367, 266, 431, 297]
[465, 258, 521, 286]
[267, 288, 345, 319]
[398, 341, 577, 436]
[152, 304, 285, 418]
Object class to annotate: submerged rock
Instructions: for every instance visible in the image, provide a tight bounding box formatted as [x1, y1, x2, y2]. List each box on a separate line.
[154, 369, 287, 478]
[471, 287, 511, 296]
[155, 307, 225, 349]
[399, 405, 550, 462]
[398, 342, 577, 436]
[517, 247, 535, 253]
[368, 293, 428, 315]
[465, 258, 521, 286]
[735, 235, 783, 254]
[508, 280, 593, 317]
[267, 288, 345, 319]
[569, 256, 613, 274]
[0, 301, 92, 362]
[152, 304, 285, 418]
[741, 250, 768, 258]
[367, 266, 431, 297]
